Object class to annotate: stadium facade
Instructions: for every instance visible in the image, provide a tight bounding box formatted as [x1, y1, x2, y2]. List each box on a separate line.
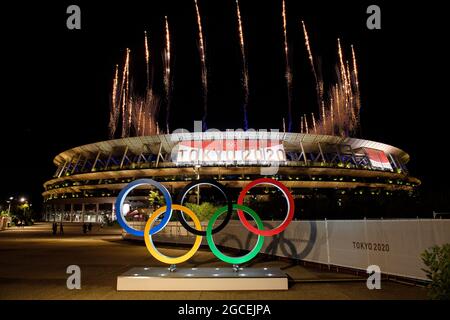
[43, 131, 420, 222]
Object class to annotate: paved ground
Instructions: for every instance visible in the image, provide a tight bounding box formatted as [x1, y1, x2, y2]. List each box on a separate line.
[0, 223, 428, 300]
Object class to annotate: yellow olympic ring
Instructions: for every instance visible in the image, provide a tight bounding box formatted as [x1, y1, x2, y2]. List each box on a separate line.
[144, 204, 203, 265]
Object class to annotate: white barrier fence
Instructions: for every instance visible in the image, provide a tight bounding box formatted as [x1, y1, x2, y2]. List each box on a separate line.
[149, 219, 450, 281]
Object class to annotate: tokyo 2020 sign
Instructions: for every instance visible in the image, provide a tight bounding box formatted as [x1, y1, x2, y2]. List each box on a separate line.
[115, 177, 294, 266]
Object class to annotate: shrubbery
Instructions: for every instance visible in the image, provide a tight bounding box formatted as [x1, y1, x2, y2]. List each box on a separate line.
[184, 202, 219, 222]
[421, 244, 450, 300]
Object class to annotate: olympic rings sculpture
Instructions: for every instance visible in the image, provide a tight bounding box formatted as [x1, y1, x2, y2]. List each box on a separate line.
[115, 177, 295, 265]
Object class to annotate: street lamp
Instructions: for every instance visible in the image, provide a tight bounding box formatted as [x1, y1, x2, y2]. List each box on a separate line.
[193, 165, 201, 205]
[20, 197, 26, 203]
[6, 197, 14, 214]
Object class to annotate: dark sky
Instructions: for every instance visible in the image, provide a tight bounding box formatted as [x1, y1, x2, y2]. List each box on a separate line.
[1, 0, 448, 212]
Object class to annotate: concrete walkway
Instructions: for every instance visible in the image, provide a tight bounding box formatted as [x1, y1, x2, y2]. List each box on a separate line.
[0, 223, 428, 300]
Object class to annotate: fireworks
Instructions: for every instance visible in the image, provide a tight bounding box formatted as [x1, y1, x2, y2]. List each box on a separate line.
[108, 38, 159, 138]
[108, 9, 363, 140]
[282, 0, 293, 132]
[302, 21, 324, 121]
[311, 112, 317, 133]
[121, 49, 130, 138]
[236, 0, 249, 130]
[194, 0, 208, 130]
[164, 16, 172, 133]
[144, 30, 150, 90]
[108, 64, 120, 139]
[300, 23, 361, 137]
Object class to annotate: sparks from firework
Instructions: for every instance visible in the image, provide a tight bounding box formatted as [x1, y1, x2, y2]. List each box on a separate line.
[120, 49, 130, 138]
[127, 81, 133, 137]
[311, 112, 317, 133]
[137, 101, 143, 134]
[337, 38, 350, 121]
[108, 64, 120, 139]
[109, 35, 161, 138]
[131, 94, 160, 136]
[351, 45, 361, 128]
[236, 0, 249, 130]
[144, 30, 150, 90]
[321, 102, 327, 132]
[108, 12, 363, 139]
[300, 23, 361, 137]
[194, 0, 209, 131]
[302, 21, 324, 116]
[282, 0, 293, 132]
[164, 15, 172, 133]
[304, 114, 309, 134]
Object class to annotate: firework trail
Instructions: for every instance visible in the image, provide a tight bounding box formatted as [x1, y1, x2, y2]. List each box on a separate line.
[131, 94, 160, 136]
[346, 60, 356, 123]
[147, 95, 160, 135]
[142, 114, 147, 135]
[108, 64, 120, 138]
[299, 36, 362, 137]
[110, 31, 163, 138]
[282, 0, 293, 132]
[330, 97, 334, 131]
[311, 112, 316, 133]
[144, 30, 150, 90]
[236, 0, 249, 130]
[351, 45, 361, 128]
[120, 49, 130, 138]
[106, 14, 364, 139]
[137, 101, 143, 135]
[164, 16, 172, 133]
[112, 64, 119, 112]
[321, 102, 327, 132]
[127, 72, 133, 137]
[302, 21, 324, 116]
[337, 38, 351, 122]
[304, 114, 309, 134]
[334, 85, 340, 123]
[194, 0, 208, 131]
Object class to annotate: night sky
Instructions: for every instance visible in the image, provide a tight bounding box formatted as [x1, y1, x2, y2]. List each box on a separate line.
[1, 0, 448, 213]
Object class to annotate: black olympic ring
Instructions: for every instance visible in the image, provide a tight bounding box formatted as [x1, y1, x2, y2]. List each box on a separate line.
[176, 178, 233, 236]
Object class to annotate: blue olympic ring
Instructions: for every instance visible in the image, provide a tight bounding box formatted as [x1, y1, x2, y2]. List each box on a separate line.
[115, 178, 173, 237]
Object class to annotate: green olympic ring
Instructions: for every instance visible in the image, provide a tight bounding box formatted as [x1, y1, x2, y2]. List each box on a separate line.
[206, 204, 265, 265]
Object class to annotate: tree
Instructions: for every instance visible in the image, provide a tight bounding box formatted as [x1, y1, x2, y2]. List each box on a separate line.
[421, 244, 450, 300]
[14, 203, 33, 225]
[148, 190, 165, 210]
[184, 202, 219, 222]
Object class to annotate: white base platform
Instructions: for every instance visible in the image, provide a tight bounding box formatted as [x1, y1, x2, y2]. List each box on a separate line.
[117, 267, 288, 291]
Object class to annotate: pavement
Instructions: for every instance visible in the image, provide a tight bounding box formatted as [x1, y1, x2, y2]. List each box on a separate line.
[0, 223, 428, 300]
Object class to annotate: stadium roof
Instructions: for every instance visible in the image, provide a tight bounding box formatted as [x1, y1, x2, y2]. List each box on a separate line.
[53, 132, 410, 166]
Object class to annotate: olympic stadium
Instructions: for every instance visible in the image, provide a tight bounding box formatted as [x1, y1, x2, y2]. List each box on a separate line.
[42, 131, 420, 223]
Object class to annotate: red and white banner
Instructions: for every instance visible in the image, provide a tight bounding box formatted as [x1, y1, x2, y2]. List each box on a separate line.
[364, 148, 392, 170]
[174, 139, 286, 164]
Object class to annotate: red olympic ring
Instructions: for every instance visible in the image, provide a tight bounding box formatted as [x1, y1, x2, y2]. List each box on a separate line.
[237, 177, 295, 236]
